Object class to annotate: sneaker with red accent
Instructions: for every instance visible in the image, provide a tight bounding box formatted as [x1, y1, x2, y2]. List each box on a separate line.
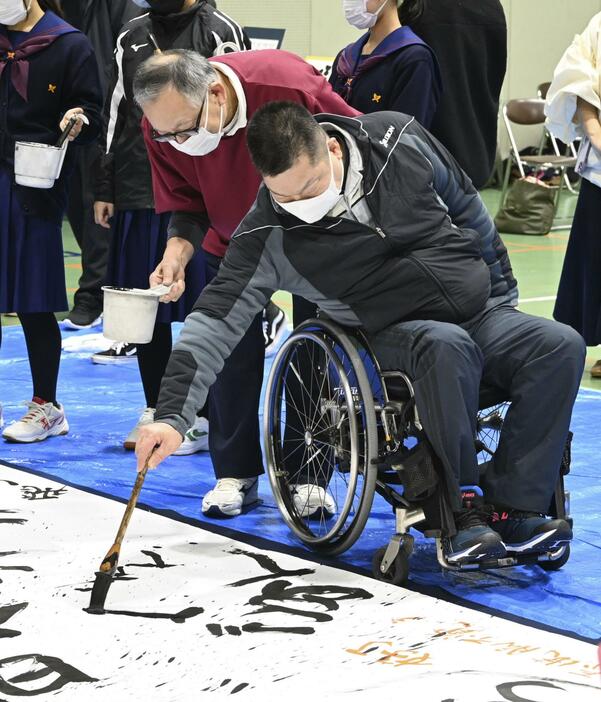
[2, 399, 69, 443]
[490, 508, 572, 554]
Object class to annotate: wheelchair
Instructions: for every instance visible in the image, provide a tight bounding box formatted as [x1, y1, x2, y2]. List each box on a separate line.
[263, 318, 572, 585]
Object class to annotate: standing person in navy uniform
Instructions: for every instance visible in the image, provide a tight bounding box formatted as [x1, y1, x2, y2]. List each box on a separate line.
[61, 0, 142, 331]
[92, 0, 250, 452]
[330, 0, 441, 128]
[0, 0, 102, 443]
[412, 0, 507, 188]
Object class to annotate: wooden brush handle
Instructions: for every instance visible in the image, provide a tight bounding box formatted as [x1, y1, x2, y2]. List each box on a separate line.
[99, 464, 149, 573]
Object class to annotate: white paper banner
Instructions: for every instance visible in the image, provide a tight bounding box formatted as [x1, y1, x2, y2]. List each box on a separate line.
[0, 464, 599, 700]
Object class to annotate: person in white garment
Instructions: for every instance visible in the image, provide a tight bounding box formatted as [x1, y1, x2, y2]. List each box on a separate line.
[546, 13, 601, 377]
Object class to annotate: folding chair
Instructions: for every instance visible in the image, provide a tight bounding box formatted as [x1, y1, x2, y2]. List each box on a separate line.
[500, 98, 577, 209]
[537, 82, 580, 195]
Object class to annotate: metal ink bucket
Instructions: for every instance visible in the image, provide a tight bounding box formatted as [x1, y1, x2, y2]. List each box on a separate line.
[14, 139, 69, 189]
[101, 285, 172, 344]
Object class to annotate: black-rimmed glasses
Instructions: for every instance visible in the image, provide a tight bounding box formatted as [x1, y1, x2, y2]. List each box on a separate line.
[150, 106, 203, 143]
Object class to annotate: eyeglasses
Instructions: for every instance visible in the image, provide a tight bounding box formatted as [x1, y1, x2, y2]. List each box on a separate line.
[151, 106, 203, 143]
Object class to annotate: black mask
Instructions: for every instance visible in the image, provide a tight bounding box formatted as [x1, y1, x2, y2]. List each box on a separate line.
[147, 0, 187, 16]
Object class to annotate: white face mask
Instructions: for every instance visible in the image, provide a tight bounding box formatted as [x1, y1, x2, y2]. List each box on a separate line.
[0, 0, 30, 26]
[343, 0, 388, 30]
[276, 151, 342, 224]
[171, 91, 224, 157]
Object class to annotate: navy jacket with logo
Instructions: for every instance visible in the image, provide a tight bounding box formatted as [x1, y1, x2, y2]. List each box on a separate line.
[154, 111, 517, 436]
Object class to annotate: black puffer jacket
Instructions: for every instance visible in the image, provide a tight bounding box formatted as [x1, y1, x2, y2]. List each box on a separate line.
[154, 111, 518, 436]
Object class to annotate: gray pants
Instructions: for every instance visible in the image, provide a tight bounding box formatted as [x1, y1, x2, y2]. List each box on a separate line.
[369, 301, 586, 513]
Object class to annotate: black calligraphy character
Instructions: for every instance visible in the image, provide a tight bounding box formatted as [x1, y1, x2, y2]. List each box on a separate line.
[496, 681, 566, 702]
[0, 510, 27, 525]
[126, 550, 176, 569]
[0, 654, 98, 696]
[20, 485, 67, 501]
[226, 549, 314, 587]
[0, 603, 27, 639]
[241, 580, 373, 635]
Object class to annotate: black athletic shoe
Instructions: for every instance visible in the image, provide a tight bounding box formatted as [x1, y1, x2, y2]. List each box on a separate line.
[263, 301, 287, 356]
[491, 508, 572, 554]
[91, 342, 137, 365]
[65, 297, 103, 330]
[446, 489, 507, 564]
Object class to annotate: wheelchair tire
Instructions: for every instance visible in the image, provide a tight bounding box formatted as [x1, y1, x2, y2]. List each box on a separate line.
[476, 402, 509, 463]
[372, 546, 410, 586]
[264, 320, 379, 557]
[538, 544, 570, 571]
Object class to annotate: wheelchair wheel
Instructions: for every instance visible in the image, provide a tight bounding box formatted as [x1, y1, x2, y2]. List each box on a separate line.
[476, 402, 509, 463]
[538, 544, 570, 571]
[264, 320, 379, 556]
[372, 545, 410, 586]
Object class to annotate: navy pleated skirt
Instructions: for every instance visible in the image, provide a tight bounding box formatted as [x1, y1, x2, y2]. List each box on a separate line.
[554, 177, 601, 345]
[0, 165, 68, 313]
[106, 209, 206, 324]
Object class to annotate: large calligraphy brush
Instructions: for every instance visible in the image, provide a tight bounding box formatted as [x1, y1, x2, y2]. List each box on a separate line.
[86, 461, 149, 614]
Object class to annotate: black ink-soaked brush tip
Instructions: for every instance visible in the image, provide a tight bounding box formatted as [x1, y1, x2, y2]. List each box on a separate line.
[85, 571, 114, 615]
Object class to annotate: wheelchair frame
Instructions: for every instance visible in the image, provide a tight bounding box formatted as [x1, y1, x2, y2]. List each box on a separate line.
[264, 319, 572, 585]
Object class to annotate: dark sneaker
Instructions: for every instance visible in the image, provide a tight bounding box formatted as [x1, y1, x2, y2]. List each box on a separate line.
[446, 488, 506, 564]
[64, 298, 103, 330]
[491, 509, 573, 554]
[91, 342, 137, 365]
[263, 301, 287, 357]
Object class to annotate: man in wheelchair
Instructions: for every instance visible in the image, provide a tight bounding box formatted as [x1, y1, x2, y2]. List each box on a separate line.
[137, 101, 586, 567]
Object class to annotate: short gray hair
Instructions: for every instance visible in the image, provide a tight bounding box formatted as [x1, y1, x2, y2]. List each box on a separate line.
[133, 49, 217, 107]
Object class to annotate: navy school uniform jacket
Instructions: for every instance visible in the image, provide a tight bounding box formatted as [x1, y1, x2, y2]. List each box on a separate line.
[153, 111, 517, 437]
[0, 11, 103, 223]
[329, 26, 442, 128]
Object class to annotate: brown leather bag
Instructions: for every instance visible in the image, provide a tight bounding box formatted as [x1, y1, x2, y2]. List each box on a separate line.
[494, 177, 556, 236]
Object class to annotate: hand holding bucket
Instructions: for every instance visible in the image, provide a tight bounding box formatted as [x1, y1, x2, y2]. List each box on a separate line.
[101, 284, 174, 344]
[14, 111, 89, 189]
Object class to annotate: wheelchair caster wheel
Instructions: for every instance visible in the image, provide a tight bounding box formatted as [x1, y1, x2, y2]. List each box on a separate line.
[372, 546, 410, 586]
[538, 544, 570, 571]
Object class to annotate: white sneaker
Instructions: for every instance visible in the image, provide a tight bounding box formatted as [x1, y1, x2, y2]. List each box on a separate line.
[174, 416, 209, 456]
[3, 401, 69, 443]
[292, 484, 337, 519]
[202, 477, 259, 517]
[123, 407, 155, 451]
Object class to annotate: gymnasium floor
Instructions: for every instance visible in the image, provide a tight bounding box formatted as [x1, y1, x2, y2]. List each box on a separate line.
[1, 188, 600, 699]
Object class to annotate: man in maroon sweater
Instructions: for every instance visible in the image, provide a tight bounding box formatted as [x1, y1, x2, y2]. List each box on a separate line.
[133, 48, 359, 517]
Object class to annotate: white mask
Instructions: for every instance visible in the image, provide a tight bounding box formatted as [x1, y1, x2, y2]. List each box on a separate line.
[171, 91, 224, 157]
[276, 151, 342, 224]
[343, 0, 388, 30]
[0, 0, 30, 26]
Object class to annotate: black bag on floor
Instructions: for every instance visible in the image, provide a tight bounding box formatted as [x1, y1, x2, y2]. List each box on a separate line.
[494, 177, 556, 235]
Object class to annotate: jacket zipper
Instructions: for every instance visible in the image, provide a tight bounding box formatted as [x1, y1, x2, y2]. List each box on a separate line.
[410, 255, 462, 318]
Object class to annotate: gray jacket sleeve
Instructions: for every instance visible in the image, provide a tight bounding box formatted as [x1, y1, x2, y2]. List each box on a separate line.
[154, 229, 279, 437]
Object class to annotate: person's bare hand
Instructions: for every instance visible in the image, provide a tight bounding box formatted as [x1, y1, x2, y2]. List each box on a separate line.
[135, 422, 183, 472]
[150, 238, 194, 302]
[94, 201, 114, 228]
[59, 108, 89, 141]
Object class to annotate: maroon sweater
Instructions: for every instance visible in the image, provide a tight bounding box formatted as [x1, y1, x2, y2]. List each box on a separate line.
[142, 50, 360, 258]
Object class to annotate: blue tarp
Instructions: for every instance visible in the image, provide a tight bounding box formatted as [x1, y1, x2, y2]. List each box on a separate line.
[1, 324, 600, 642]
